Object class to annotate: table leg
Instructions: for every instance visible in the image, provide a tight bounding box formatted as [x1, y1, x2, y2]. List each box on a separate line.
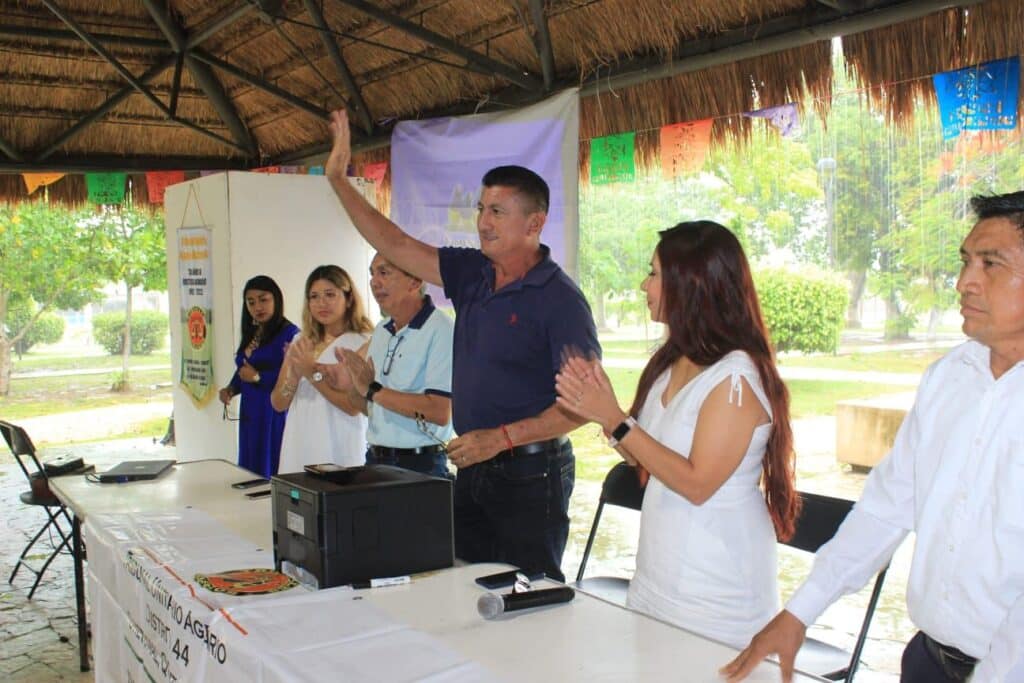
[72, 515, 90, 672]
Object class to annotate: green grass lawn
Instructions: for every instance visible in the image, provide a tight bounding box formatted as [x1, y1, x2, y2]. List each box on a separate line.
[1, 368, 174, 420]
[779, 349, 944, 373]
[786, 379, 910, 418]
[12, 351, 171, 373]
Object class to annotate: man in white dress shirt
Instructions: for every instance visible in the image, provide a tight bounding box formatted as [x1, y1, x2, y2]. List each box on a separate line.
[723, 190, 1024, 682]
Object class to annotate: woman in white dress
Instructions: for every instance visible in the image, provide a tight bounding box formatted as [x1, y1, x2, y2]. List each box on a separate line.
[272, 265, 373, 472]
[556, 221, 799, 649]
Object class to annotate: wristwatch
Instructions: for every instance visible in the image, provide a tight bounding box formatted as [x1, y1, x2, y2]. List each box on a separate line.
[252, 372, 261, 384]
[365, 380, 383, 403]
[312, 371, 324, 383]
[607, 416, 638, 448]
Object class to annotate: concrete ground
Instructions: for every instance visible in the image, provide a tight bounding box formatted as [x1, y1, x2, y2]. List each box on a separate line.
[2, 438, 174, 682]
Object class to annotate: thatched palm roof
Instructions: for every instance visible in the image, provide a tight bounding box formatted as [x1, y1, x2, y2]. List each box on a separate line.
[0, 0, 1022, 204]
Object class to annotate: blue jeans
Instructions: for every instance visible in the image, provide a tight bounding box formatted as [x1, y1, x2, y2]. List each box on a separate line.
[453, 440, 574, 582]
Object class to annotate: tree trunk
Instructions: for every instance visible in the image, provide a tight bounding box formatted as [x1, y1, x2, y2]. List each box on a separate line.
[595, 291, 608, 331]
[0, 338, 11, 396]
[115, 284, 133, 392]
[845, 270, 867, 328]
[927, 306, 942, 338]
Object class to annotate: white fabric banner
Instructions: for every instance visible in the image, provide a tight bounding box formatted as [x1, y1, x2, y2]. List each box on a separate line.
[177, 227, 215, 407]
[84, 510, 496, 682]
[390, 88, 581, 279]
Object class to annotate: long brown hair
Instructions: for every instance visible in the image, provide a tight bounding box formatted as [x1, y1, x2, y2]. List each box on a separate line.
[628, 221, 799, 540]
[301, 265, 373, 343]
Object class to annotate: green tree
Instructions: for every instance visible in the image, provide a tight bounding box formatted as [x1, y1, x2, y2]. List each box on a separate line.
[706, 129, 824, 263]
[0, 201, 105, 395]
[82, 205, 167, 391]
[5, 299, 65, 359]
[579, 177, 712, 328]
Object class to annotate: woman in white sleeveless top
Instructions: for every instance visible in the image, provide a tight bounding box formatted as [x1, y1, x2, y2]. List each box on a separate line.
[272, 265, 373, 472]
[556, 221, 799, 649]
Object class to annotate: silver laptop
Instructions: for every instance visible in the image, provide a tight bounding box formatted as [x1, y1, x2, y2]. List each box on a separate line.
[97, 459, 176, 483]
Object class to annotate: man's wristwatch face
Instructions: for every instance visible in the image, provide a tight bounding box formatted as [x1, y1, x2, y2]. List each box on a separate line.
[365, 381, 383, 402]
[312, 371, 324, 383]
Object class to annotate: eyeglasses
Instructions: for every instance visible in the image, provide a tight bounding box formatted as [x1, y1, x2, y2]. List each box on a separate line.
[222, 405, 242, 422]
[382, 335, 405, 376]
[415, 413, 449, 453]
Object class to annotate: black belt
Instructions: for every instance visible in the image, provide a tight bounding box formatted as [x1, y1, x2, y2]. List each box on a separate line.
[369, 444, 446, 458]
[922, 633, 977, 681]
[496, 436, 569, 459]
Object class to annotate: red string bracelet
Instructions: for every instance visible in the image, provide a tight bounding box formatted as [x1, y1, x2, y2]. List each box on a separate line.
[500, 424, 515, 452]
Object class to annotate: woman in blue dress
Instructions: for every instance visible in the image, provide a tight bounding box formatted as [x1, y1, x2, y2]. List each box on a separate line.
[219, 275, 299, 477]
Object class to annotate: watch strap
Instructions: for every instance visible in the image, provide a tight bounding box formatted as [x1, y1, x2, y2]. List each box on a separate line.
[607, 416, 638, 448]
[365, 381, 383, 403]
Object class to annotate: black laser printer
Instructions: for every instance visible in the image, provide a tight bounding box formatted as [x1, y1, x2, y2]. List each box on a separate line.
[271, 464, 453, 589]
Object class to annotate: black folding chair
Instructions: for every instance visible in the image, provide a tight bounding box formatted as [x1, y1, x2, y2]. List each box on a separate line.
[2, 419, 75, 599]
[574, 461, 646, 604]
[787, 491, 890, 683]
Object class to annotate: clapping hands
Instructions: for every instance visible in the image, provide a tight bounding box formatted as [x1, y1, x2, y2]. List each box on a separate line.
[284, 337, 316, 379]
[555, 351, 623, 431]
[323, 346, 374, 396]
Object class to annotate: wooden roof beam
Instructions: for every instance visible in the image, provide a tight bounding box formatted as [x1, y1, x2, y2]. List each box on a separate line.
[35, 55, 178, 162]
[39, 0, 174, 115]
[301, 0, 374, 134]
[330, 0, 542, 91]
[528, 0, 555, 91]
[191, 49, 337, 126]
[37, 0, 249, 157]
[141, 0, 258, 157]
[0, 133, 23, 162]
[1, 155, 250, 174]
[184, 3, 258, 50]
[0, 23, 166, 49]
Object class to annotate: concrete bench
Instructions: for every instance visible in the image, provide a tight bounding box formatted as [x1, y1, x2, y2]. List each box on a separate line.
[835, 392, 916, 469]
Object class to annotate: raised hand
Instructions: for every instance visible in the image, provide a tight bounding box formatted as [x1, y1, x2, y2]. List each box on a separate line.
[325, 110, 352, 181]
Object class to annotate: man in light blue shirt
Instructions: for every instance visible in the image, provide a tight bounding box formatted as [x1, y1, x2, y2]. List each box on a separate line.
[328, 253, 454, 478]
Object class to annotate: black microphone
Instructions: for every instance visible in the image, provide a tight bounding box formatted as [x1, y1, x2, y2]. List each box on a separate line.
[477, 586, 575, 619]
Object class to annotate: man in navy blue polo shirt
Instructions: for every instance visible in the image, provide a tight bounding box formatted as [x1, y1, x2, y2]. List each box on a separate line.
[325, 109, 600, 581]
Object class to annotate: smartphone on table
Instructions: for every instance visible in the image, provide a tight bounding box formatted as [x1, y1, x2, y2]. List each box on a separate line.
[232, 478, 268, 489]
[475, 569, 545, 590]
[304, 463, 347, 475]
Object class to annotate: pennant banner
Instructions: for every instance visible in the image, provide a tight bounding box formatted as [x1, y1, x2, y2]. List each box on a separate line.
[22, 173, 65, 195]
[934, 57, 1020, 140]
[85, 172, 127, 205]
[178, 227, 215, 407]
[744, 103, 801, 138]
[660, 119, 713, 178]
[590, 132, 635, 185]
[145, 170, 186, 204]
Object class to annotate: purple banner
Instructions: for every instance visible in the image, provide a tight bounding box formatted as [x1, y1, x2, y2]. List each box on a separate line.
[391, 92, 579, 278]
